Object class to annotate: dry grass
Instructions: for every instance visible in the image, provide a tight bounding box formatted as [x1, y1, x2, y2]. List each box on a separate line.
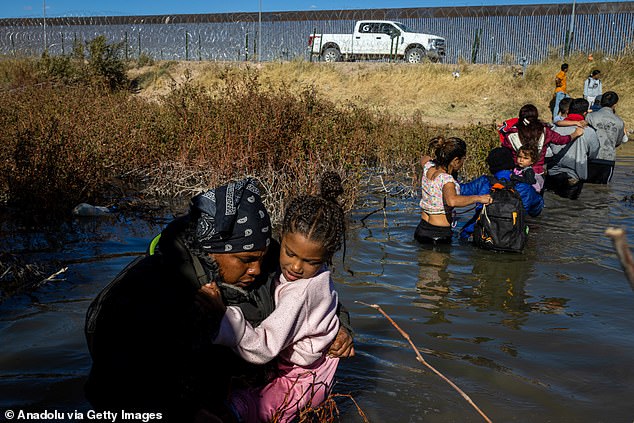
[130, 53, 633, 129]
[1, 50, 631, 220]
[1, 56, 503, 220]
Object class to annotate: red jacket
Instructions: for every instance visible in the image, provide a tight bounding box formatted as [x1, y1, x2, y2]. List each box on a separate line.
[499, 121, 572, 174]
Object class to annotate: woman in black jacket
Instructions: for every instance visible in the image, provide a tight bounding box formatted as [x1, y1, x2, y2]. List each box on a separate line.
[84, 178, 353, 422]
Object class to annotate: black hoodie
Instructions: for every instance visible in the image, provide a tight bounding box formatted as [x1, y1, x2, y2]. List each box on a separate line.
[84, 215, 278, 421]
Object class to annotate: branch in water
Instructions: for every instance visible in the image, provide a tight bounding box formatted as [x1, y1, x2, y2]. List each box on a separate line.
[356, 301, 493, 423]
[605, 227, 634, 291]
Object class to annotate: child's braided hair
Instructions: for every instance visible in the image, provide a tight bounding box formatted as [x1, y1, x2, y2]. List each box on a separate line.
[281, 171, 345, 264]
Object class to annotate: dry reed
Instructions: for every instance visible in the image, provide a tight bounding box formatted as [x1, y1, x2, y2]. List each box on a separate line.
[0, 253, 66, 302]
[265, 370, 369, 423]
[357, 301, 493, 423]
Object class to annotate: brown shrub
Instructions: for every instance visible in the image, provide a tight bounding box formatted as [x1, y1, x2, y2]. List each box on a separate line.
[0, 59, 498, 220]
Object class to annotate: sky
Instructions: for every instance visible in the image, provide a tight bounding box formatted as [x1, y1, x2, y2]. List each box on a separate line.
[0, 0, 625, 19]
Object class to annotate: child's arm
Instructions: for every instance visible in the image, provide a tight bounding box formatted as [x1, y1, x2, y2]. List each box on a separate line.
[215, 272, 337, 365]
[458, 175, 488, 197]
[548, 126, 584, 144]
[420, 155, 432, 167]
[554, 119, 588, 128]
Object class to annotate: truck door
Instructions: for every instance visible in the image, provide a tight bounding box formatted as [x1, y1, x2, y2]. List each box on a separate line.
[354, 22, 388, 55]
[355, 22, 397, 56]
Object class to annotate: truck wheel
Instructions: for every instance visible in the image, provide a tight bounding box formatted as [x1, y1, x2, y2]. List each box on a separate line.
[405, 48, 426, 64]
[322, 47, 341, 63]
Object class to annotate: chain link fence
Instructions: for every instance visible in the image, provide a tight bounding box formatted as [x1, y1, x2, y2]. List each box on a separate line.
[0, 2, 632, 64]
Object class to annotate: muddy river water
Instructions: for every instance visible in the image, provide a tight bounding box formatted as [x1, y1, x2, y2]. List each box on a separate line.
[1, 151, 633, 422]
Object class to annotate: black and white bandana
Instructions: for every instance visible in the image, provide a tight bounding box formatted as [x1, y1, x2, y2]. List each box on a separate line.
[191, 178, 271, 253]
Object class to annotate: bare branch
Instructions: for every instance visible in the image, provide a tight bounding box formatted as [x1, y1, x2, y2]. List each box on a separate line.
[605, 227, 634, 291]
[356, 301, 493, 423]
[34, 266, 68, 288]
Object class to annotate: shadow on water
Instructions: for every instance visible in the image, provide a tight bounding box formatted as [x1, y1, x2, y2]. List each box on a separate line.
[1, 154, 634, 421]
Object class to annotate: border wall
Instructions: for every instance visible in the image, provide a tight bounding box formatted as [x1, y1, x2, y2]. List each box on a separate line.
[0, 2, 632, 64]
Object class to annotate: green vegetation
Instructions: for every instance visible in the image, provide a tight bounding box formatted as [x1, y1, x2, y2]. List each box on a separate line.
[36, 35, 129, 90]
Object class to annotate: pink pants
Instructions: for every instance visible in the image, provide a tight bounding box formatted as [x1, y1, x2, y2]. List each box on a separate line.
[231, 355, 339, 423]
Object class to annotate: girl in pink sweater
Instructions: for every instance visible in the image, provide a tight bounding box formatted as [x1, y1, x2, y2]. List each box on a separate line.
[202, 172, 346, 423]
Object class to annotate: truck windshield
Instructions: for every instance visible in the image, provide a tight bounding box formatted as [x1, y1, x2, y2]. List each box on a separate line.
[394, 22, 414, 33]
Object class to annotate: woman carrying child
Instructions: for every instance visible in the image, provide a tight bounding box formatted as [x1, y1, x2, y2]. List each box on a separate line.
[513, 144, 542, 193]
[459, 147, 544, 240]
[499, 104, 584, 192]
[415, 136, 492, 244]
[200, 172, 347, 423]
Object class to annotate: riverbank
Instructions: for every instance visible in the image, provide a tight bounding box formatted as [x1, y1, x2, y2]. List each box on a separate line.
[1, 52, 631, 220]
[129, 53, 634, 127]
[1, 50, 634, 422]
[0, 55, 499, 220]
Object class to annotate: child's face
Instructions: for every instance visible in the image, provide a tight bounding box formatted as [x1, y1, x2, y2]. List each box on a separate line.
[516, 150, 534, 168]
[279, 231, 328, 282]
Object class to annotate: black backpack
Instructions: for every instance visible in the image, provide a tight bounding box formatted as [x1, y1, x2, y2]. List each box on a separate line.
[473, 177, 528, 253]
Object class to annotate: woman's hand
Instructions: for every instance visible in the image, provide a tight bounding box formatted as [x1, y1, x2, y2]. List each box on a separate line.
[420, 155, 433, 167]
[479, 194, 493, 205]
[327, 326, 355, 358]
[196, 282, 227, 319]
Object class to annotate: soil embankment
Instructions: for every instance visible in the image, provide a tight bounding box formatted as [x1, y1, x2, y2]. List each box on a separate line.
[129, 57, 634, 129]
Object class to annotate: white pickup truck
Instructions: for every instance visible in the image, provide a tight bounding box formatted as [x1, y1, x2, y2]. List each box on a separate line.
[308, 20, 446, 63]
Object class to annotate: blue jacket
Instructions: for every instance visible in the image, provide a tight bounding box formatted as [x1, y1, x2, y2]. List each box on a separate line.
[458, 170, 544, 239]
